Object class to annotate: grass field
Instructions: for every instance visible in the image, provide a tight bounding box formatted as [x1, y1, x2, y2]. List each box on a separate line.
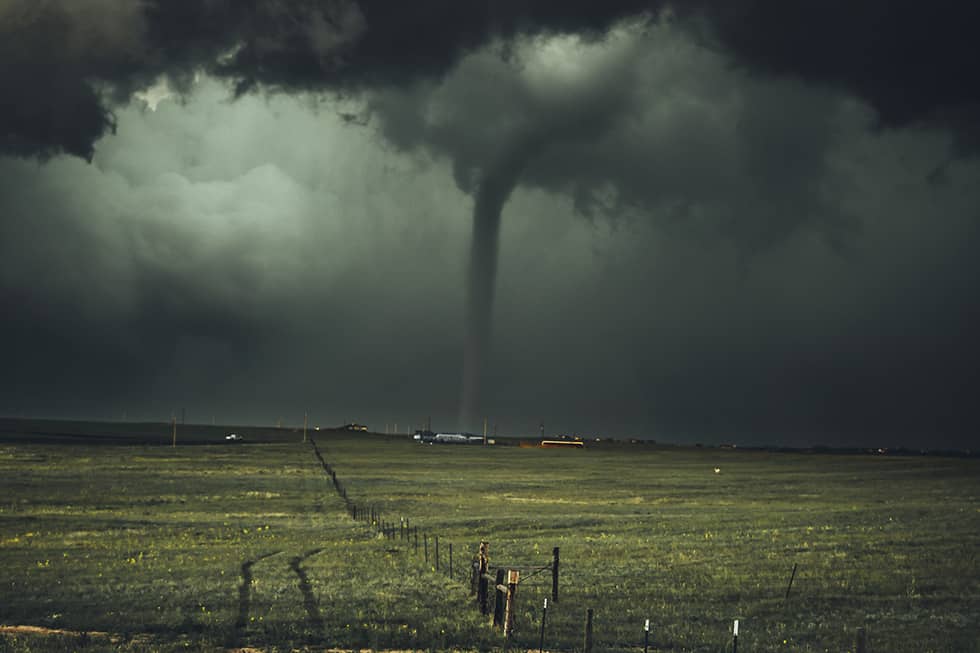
[1, 421, 978, 652]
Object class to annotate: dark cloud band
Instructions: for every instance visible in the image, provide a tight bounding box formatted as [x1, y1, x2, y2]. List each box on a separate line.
[2, 1, 978, 161]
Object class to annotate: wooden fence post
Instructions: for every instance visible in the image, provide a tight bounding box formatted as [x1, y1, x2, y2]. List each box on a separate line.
[552, 546, 560, 602]
[504, 569, 519, 639]
[478, 541, 490, 615]
[493, 569, 506, 627]
[856, 626, 867, 653]
[584, 608, 594, 653]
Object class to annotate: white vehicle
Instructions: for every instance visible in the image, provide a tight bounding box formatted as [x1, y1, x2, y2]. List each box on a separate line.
[433, 433, 480, 444]
[225, 433, 242, 441]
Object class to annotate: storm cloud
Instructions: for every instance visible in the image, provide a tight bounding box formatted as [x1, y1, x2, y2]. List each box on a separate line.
[1, 1, 979, 448]
[4, 1, 979, 160]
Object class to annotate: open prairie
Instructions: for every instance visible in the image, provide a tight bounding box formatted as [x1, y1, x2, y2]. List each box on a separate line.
[1, 422, 978, 652]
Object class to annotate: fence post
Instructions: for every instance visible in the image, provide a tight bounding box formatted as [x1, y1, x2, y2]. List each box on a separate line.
[856, 626, 867, 653]
[552, 546, 560, 602]
[493, 569, 506, 627]
[478, 541, 490, 615]
[643, 618, 649, 653]
[539, 598, 548, 653]
[785, 563, 798, 600]
[732, 619, 739, 653]
[504, 569, 519, 639]
[424, 533, 429, 564]
[584, 608, 594, 653]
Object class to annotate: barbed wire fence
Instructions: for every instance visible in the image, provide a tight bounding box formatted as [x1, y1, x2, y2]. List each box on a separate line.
[308, 437, 873, 653]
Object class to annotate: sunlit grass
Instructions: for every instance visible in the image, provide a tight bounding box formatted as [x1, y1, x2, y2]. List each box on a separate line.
[0, 434, 978, 652]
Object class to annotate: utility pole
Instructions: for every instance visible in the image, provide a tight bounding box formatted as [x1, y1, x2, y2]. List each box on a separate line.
[171, 415, 176, 448]
[303, 412, 308, 443]
[483, 417, 488, 445]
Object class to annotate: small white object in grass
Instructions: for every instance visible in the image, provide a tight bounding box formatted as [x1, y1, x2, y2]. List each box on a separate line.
[543, 598, 548, 609]
[713, 467, 721, 474]
[644, 619, 650, 632]
[733, 619, 739, 636]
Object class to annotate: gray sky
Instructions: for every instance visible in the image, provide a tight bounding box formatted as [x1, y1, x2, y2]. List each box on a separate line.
[1, 1, 978, 448]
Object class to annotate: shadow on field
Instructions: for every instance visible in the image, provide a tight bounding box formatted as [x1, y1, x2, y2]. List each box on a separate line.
[289, 549, 325, 631]
[230, 550, 282, 647]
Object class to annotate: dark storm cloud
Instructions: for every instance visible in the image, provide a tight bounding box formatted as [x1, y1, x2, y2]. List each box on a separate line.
[4, 1, 979, 160]
[2, 1, 980, 447]
[704, 1, 980, 149]
[0, 0, 651, 160]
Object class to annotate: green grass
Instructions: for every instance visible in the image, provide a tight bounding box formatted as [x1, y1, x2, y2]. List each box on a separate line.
[1, 426, 978, 652]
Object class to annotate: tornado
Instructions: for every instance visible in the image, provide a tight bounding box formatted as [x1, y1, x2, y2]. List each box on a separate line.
[455, 35, 630, 432]
[458, 144, 536, 432]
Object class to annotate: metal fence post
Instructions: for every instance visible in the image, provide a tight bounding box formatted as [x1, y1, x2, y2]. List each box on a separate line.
[552, 546, 560, 602]
[584, 608, 594, 653]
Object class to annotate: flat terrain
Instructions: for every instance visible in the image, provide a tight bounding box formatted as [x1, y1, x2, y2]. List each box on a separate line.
[1, 421, 978, 652]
